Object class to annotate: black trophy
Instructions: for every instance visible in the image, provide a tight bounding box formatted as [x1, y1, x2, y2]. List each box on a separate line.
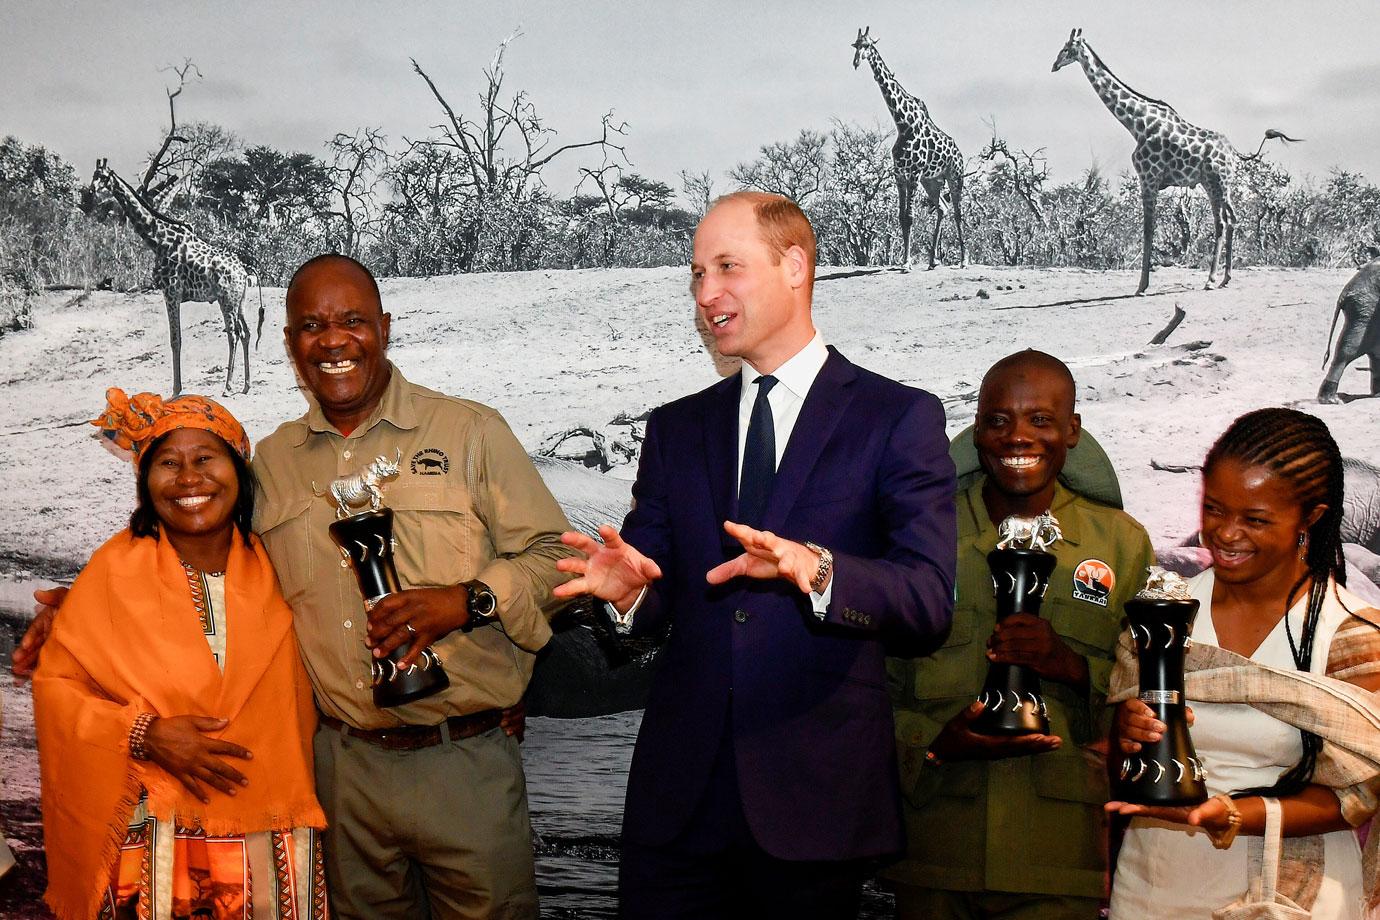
[1115, 569, 1207, 805]
[326, 453, 450, 708]
[973, 513, 1061, 736]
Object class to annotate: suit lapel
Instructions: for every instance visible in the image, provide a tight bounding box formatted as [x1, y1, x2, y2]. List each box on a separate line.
[761, 349, 857, 530]
[702, 374, 741, 541]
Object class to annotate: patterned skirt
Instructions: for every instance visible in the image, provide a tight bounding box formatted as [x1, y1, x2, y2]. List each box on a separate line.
[96, 798, 327, 920]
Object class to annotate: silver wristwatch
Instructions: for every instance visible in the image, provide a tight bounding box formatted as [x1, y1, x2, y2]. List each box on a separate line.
[804, 541, 833, 593]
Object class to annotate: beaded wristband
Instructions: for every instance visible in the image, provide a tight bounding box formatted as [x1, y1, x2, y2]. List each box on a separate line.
[129, 712, 157, 761]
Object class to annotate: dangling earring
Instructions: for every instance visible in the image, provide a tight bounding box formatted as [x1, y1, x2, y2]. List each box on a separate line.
[1297, 532, 1308, 561]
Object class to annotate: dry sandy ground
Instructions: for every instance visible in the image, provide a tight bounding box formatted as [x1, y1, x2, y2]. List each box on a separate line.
[0, 263, 1377, 915]
[1, 263, 1375, 572]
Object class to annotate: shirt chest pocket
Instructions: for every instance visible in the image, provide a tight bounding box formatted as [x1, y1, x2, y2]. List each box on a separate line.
[1047, 597, 1122, 659]
[911, 605, 986, 701]
[256, 496, 317, 603]
[385, 483, 477, 588]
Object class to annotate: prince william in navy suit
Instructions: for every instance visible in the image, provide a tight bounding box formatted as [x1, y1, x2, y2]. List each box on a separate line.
[556, 192, 957, 918]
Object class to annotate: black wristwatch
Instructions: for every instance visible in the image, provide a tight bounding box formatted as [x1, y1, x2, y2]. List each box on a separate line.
[460, 580, 498, 631]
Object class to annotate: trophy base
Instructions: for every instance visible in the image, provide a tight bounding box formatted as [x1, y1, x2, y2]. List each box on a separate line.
[971, 690, 1050, 737]
[1115, 740, 1208, 806]
[371, 646, 451, 708]
[374, 677, 451, 708]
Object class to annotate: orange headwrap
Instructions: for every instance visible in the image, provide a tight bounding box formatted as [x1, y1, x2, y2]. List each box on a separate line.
[90, 388, 250, 462]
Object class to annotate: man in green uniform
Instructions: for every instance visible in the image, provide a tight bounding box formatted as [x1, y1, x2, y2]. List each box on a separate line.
[884, 350, 1155, 919]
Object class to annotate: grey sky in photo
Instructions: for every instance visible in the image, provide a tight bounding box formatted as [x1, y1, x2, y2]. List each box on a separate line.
[4, 0, 1376, 201]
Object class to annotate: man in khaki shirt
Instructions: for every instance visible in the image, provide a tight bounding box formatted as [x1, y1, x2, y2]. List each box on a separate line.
[253, 254, 573, 919]
[254, 353, 567, 730]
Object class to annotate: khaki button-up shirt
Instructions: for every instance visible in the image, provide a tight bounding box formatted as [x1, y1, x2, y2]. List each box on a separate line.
[253, 363, 574, 729]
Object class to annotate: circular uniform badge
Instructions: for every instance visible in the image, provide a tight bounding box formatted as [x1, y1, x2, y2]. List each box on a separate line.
[1073, 558, 1114, 606]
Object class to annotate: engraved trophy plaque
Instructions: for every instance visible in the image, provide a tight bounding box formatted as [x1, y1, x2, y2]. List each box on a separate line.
[326, 452, 450, 707]
[1115, 567, 1207, 805]
[972, 512, 1061, 736]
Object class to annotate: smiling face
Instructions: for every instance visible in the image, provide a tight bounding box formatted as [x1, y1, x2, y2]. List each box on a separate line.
[690, 197, 813, 375]
[975, 355, 1081, 523]
[145, 428, 240, 553]
[1200, 457, 1321, 589]
[285, 257, 392, 433]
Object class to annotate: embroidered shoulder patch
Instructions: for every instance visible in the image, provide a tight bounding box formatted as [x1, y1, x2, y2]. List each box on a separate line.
[1072, 559, 1114, 606]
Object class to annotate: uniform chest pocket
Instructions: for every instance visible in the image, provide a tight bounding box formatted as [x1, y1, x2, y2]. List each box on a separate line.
[385, 483, 477, 587]
[940, 605, 976, 648]
[255, 497, 316, 603]
[1047, 599, 1122, 658]
[910, 606, 986, 701]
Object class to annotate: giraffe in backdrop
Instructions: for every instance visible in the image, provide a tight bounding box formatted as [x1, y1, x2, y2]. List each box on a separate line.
[92, 159, 261, 395]
[1052, 28, 1297, 294]
[851, 26, 966, 270]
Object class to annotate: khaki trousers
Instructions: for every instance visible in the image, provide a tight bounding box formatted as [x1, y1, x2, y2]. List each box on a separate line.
[313, 723, 538, 920]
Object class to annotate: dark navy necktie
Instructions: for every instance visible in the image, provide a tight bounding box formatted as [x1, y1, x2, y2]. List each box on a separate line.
[738, 375, 778, 528]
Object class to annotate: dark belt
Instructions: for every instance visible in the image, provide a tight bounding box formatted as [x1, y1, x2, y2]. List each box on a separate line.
[317, 708, 505, 751]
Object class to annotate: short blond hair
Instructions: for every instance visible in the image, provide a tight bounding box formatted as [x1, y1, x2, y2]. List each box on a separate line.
[712, 190, 817, 285]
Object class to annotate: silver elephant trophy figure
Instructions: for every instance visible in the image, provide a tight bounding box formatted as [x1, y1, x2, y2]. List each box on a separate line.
[326, 452, 451, 708]
[1116, 567, 1207, 805]
[972, 512, 1062, 736]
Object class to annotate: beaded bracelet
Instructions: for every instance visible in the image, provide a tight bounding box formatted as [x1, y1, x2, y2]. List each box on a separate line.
[129, 712, 157, 761]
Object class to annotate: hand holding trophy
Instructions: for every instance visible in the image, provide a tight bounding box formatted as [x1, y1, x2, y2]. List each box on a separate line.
[972, 511, 1062, 736]
[327, 451, 451, 707]
[1115, 567, 1207, 805]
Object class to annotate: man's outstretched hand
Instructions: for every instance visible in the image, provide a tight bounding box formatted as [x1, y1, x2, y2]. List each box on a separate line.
[554, 525, 661, 612]
[706, 521, 828, 594]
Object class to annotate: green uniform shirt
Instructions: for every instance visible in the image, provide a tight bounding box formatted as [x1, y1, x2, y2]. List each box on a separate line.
[253, 363, 575, 730]
[885, 478, 1155, 898]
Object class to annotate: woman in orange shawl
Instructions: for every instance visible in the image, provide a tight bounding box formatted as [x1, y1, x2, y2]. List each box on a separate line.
[34, 389, 326, 920]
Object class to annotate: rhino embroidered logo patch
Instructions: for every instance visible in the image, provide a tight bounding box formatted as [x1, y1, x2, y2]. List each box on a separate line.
[410, 448, 449, 476]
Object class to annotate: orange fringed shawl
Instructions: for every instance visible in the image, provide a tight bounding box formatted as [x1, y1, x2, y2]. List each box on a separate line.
[33, 530, 325, 920]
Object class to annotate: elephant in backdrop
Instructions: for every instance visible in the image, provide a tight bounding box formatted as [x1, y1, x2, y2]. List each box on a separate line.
[1319, 256, 1380, 404]
[1341, 457, 1380, 552]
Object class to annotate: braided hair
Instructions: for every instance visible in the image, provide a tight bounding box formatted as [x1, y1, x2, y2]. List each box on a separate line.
[1203, 407, 1347, 798]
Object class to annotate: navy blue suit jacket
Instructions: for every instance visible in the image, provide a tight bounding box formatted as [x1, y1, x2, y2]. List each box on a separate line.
[620, 347, 957, 861]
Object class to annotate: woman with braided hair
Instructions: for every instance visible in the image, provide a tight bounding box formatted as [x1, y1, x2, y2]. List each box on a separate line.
[1108, 407, 1380, 918]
